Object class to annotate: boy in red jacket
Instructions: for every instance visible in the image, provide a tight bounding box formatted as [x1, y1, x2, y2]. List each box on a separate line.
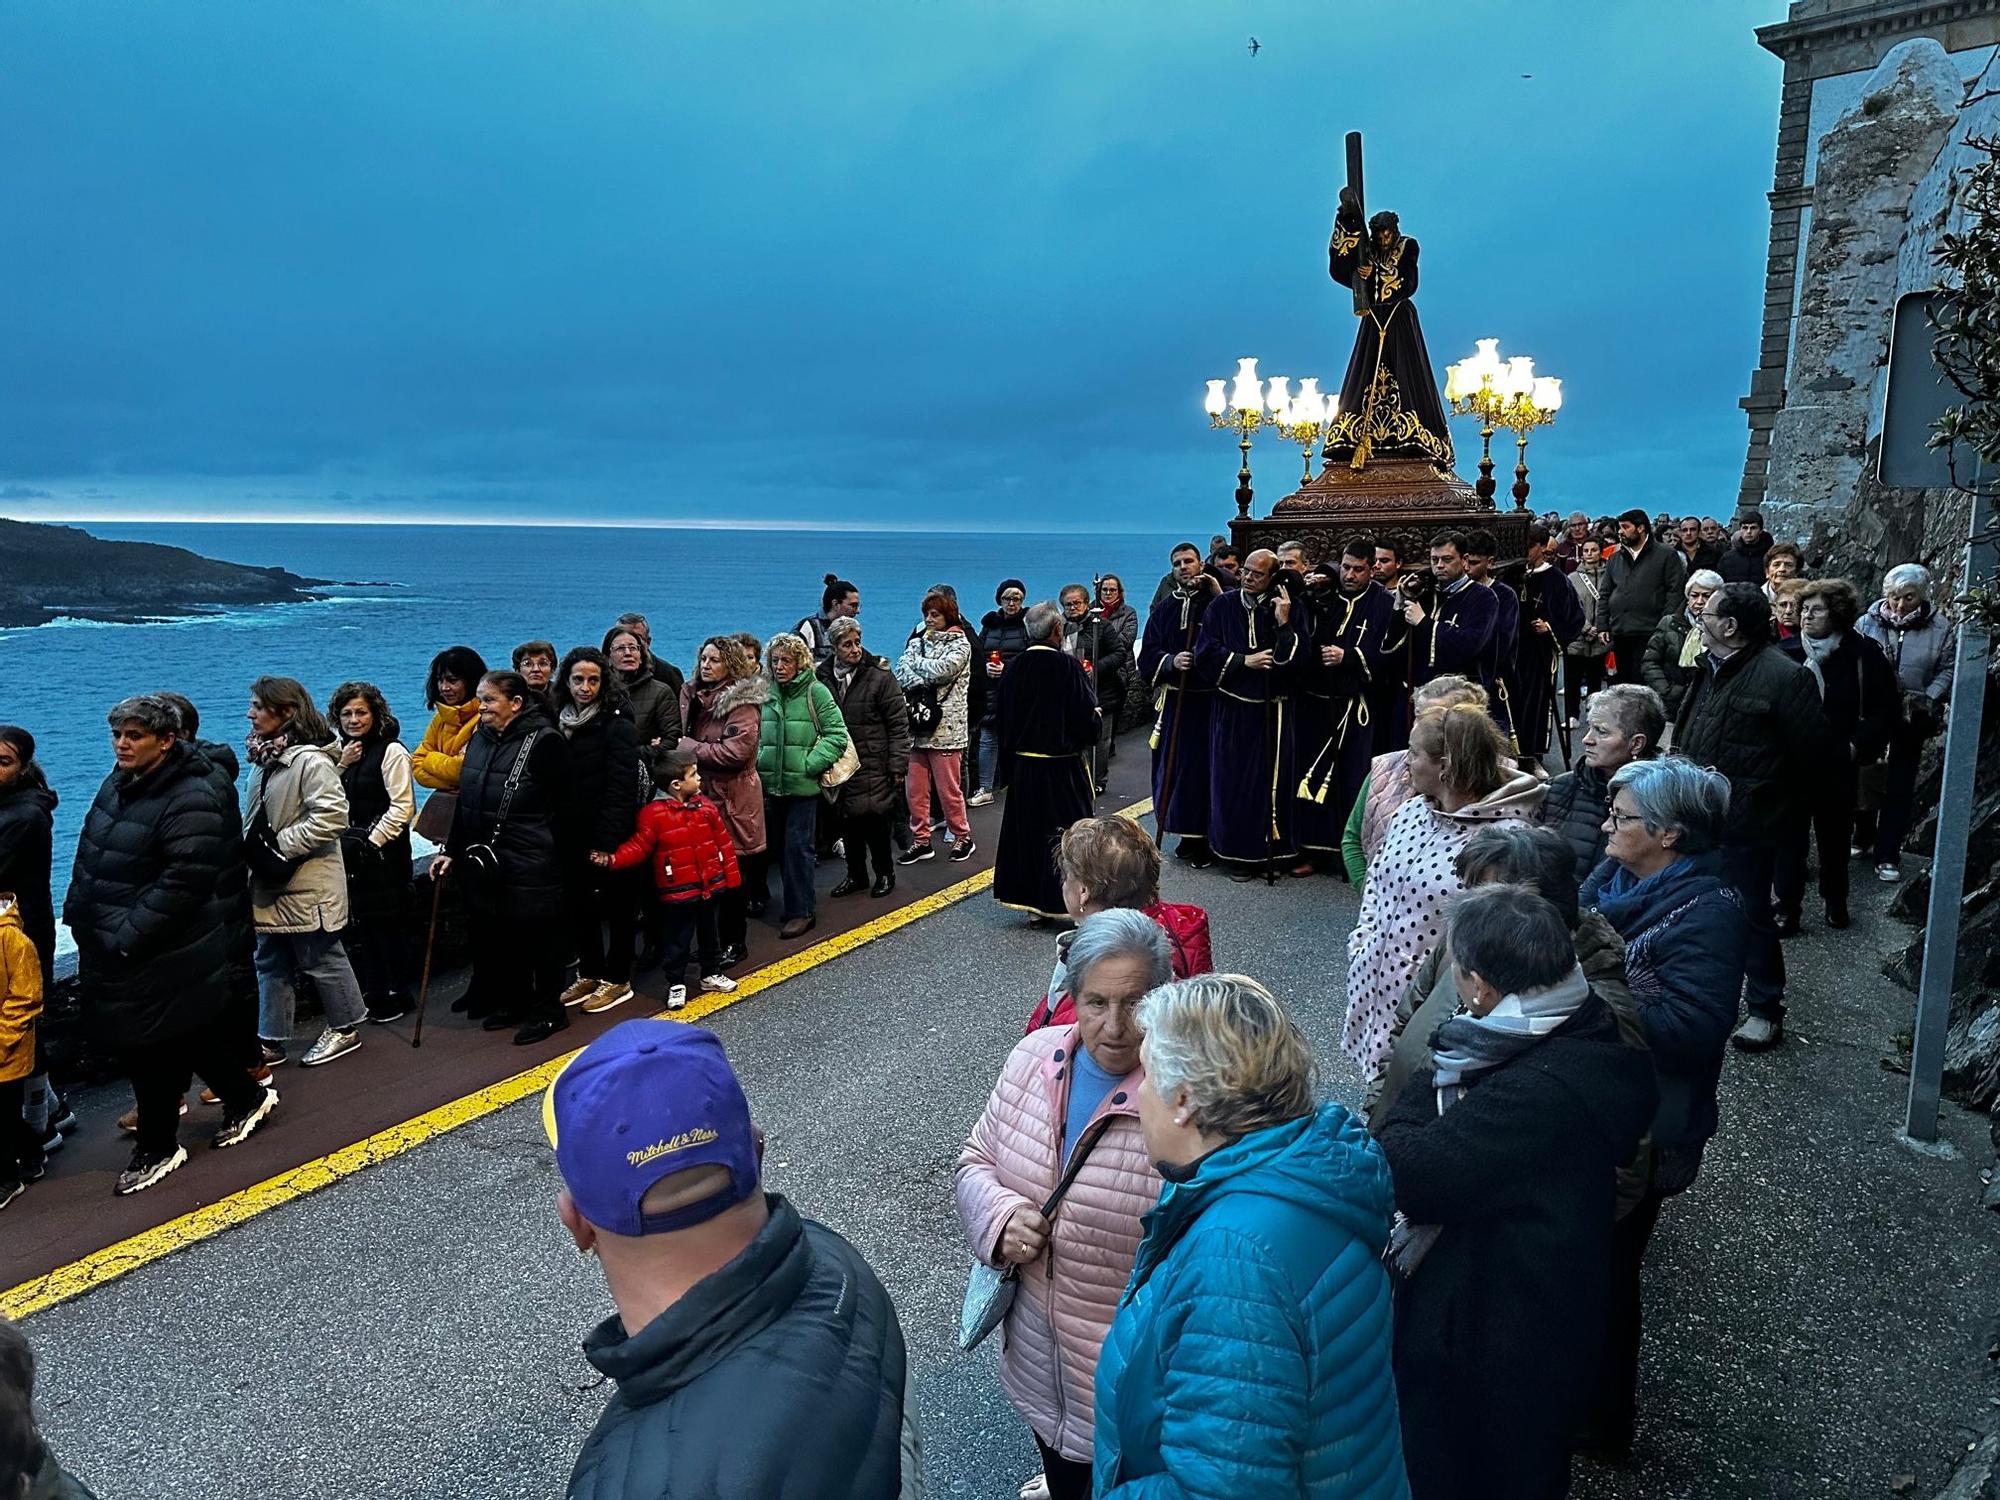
[596, 750, 742, 1011]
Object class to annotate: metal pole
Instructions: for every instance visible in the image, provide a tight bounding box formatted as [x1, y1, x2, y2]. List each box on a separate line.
[1904, 472, 1995, 1141]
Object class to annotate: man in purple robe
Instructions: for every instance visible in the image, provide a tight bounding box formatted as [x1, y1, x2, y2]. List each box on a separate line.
[1138, 542, 1220, 866]
[1296, 535, 1399, 855]
[1195, 549, 1300, 876]
[1403, 531, 1500, 707]
[1465, 528, 1521, 742]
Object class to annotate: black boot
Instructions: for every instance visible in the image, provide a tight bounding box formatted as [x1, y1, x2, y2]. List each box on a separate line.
[870, 873, 895, 898]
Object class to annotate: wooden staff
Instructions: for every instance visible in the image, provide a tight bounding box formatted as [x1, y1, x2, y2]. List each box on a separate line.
[410, 871, 446, 1049]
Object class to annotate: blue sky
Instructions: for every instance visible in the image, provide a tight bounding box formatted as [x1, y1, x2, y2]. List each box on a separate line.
[0, 0, 1788, 531]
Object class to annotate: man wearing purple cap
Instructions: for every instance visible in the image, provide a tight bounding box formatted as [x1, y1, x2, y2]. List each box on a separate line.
[548, 1020, 915, 1498]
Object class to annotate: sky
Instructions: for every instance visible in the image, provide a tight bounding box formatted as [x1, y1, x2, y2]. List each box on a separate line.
[0, 0, 1792, 533]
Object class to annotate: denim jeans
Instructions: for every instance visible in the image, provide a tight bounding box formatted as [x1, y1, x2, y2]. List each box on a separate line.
[765, 795, 820, 922]
[977, 723, 1005, 794]
[256, 929, 369, 1040]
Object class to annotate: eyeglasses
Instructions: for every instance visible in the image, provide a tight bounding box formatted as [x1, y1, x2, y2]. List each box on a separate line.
[1605, 810, 1647, 829]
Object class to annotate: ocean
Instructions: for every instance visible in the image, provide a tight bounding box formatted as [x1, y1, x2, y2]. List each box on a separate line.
[0, 522, 1179, 959]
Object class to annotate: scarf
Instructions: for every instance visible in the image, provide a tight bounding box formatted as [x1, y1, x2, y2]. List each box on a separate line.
[245, 728, 294, 767]
[1385, 964, 1593, 1280]
[1677, 616, 1704, 668]
[558, 701, 601, 737]
[1878, 598, 1931, 631]
[1799, 629, 1839, 694]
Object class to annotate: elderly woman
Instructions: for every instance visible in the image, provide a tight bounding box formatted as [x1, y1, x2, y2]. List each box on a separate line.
[1095, 574, 1147, 732]
[1563, 545, 1611, 730]
[1641, 568, 1722, 725]
[972, 580, 1033, 803]
[602, 625, 682, 751]
[1377, 884, 1655, 1496]
[1060, 583, 1130, 796]
[1339, 676, 1487, 890]
[1772, 578, 1900, 933]
[552, 646, 640, 1013]
[433, 670, 571, 1046]
[894, 589, 974, 862]
[412, 646, 487, 793]
[957, 909, 1171, 1500]
[756, 632, 849, 941]
[240, 677, 371, 1072]
[1578, 759, 1747, 1457]
[327, 682, 416, 1025]
[1855, 562, 1957, 882]
[1343, 705, 1543, 1079]
[817, 617, 910, 899]
[678, 636, 767, 969]
[994, 602, 1099, 922]
[1092, 974, 1408, 1498]
[1026, 814, 1214, 1030]
[1771, 577, 1806, 657]
[1535, 683, 1663, 884]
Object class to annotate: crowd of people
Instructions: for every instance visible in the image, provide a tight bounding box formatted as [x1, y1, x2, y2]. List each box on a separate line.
[0, 515, 1965, 1498]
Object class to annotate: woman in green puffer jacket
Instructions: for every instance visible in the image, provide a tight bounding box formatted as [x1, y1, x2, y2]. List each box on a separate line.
[755, 633, 849, 940]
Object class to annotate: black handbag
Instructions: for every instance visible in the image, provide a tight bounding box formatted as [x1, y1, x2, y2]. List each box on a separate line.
[459, 731, 543, 886]
[244, 796, 305, 887]
[905, 684, 942, 736]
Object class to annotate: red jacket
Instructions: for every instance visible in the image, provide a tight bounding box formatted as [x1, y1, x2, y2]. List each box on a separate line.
[608, 793, 741, 904]
[1026, 899, 1214, 1032]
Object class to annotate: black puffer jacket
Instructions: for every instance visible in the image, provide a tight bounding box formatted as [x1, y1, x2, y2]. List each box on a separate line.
[817, 653, 912, 819]
[1641, 610, 1699, 720]
[560, 707, 641, 857]
[1535, 762, 1613, 885]
[0, 782, 57, 991]
[568, 1195, 908, 1500]
[1061, 612, 1131, 711]
[448, 708, 570, 914]
[1672, 642, 1830, 845]
[63, 742, 235, 1044]
[1715, 533, 1774, 585]
[974, 610, 1033, 726]
[192, 737, 257, 993]
[622, 673, 683, 750]
[1808, 630, 1902, 766]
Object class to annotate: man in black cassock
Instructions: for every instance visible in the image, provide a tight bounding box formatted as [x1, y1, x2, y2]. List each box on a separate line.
[1325, 197, 1454, 473]
[1404, 531, 1500, 704]
[1138, 543, 1220, 866]
[1465, 529, 1521, 743]
[1513, 523, 1586, 762]
[1369, 540, 1416, 752]
[992, 601, 1098, 919]
[1295, 536, 1400, 852]
[1195, 549, 1300, 874]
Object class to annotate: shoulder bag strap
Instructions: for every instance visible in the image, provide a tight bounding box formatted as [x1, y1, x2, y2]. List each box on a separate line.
[1040, 1115, 1113, 1222]
[490, 730, 543, 839]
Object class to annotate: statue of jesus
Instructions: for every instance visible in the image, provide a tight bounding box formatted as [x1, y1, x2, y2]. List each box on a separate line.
[1325, 189, 1454, 473]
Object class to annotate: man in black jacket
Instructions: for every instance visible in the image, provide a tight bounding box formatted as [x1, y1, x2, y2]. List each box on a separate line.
[1672, 586, 1831, 1052]
[1602, 508, 1686, 687]
[551, 1022, 913, 1499]
[65, 695, 277, 1195]
[1715, 511, 1776, 585]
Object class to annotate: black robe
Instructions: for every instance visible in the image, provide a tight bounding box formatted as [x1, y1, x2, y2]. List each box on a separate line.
[993, 645, 1097, 917]
[1483, 579, 1522, 741]
[1325, 203, 1454, 472]
[1410, 578, 1500, 703]
[1515, 564, 1587, 760]
[1368, 580, 1416, 754]
[1296, 582, 1399, 848]
[1138, 584, 1217, 842]
[1195, 588, 1300, 865]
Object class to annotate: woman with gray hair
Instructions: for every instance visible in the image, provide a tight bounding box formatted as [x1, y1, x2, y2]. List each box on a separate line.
[957, 909, 1170, 1500]
[1534, 682, 1664, 885]
[1855, 561, 1956, 880]
[1642, 567, 1723, 724]
[993, 602, 1100, 921]
[1576, 757, 1747, 1456]
[816, 616, 910, 900]
[1378, 884, 1655, 1494]
[1092, 975, 1408, 1498]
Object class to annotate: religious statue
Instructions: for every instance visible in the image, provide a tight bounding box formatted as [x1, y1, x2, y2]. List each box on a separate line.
[1323, 159, 1454, 474]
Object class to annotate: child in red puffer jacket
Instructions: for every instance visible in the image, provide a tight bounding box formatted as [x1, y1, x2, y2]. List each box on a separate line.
[597, 749, 741, 1011]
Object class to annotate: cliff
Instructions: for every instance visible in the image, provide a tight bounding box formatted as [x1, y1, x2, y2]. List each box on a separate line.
[0, 517, 327, 626]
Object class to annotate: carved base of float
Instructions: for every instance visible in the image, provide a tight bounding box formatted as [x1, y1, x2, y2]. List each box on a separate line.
[1230, 456, 1529, 566]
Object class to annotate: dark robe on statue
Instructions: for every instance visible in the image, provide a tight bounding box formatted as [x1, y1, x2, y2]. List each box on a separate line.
[1138, 583, 1217, 844]
[1410, 577, 1500, 703]
[1324, 202, 1454, 472]
[1514, 563, 1586, 759]
[1195, 587, 1300, 866]
[993, 644, 1097, 918]
[1483, 579, 1522, 742]
[1296, 581, 1399, 849]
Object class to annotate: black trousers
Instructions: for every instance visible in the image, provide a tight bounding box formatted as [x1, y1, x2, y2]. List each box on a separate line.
[469, 902, 565, 1025]
[1774, 766, 1856, 921]
[0, 1078, 39, 1182]
[128, 1017, 266, 1161]
[347, 900, 416, 1004]
[1563, 655, 1607, 723]
[1609, 633, 1652, 687]
[1855, 722, 1930, 864]
[715, 885, 749, 950]
[658, 900, 721, 988]
[1033, 1434, 1092, 1500]
[840, 808, 894, 882]
[565, 864, 638, 984]
[1721, 842, 1786, 1020]
[1583, 1187, 1668, 1449]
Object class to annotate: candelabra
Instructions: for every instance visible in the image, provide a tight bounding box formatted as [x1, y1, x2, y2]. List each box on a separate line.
[1272, 378, 1340, 485]
[1204, 358, 1280, 519]
[1445, 338, 1507, 503]
[1445, 340, 1563, 511]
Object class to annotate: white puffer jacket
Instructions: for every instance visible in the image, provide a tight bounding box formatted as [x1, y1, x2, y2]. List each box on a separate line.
[246, 742, 351, 934]
[954, 1025, 1162, 1462]
[895, 625, 972, 751]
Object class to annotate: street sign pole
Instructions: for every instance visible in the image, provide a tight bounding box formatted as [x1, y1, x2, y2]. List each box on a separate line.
[1904, 470, 1994, 1142]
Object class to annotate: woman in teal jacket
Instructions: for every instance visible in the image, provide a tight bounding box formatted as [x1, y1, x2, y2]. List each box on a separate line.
[754, 632, 849, 940]
[1094, 974, 1409, 1500]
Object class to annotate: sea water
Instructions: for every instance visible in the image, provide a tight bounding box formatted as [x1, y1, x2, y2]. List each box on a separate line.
[0, 522, 1179, 959]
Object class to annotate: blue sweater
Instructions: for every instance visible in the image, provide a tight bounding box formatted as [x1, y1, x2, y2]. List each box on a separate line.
[1093, 1103, 1409, 1500]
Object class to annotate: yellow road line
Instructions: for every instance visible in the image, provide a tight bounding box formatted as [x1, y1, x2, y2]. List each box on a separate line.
[3, 797, 1151, 1321]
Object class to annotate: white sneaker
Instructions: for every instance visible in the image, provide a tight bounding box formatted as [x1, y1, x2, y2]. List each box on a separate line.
[300, 1027, 362, 1068]
[582, 981, 633, 1015]
[700, 973, 737, 994]
[561, 976, 601, 1008]
[1875, 863, 1900, 883]
[967, 789, 996, 808]
[666, 984, 689, 1011]
[213, 1088, 279, 1149]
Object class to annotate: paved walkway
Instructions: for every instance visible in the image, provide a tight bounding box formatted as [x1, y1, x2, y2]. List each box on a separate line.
[21, 791, 1998, 1498]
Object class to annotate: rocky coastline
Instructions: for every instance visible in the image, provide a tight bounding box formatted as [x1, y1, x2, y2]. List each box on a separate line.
[0, 516, 329, 628]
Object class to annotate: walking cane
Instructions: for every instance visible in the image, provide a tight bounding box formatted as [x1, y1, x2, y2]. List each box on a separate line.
[410, 870, 445, 1049]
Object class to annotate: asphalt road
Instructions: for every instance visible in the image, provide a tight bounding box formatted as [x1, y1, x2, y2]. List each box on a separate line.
[26, 845, 2000, 1499]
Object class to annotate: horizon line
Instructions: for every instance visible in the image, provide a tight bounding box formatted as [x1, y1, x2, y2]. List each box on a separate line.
[23, 513, 1190, 537]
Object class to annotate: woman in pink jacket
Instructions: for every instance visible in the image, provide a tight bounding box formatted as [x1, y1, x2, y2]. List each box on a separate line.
[956, 908, 1170, 1500]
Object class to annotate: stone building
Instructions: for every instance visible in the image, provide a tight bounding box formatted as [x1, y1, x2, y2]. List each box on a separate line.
[1739, 0, 2000, 559]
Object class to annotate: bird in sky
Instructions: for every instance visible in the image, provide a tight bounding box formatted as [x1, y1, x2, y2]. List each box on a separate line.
[1248, 36, 1260, 56]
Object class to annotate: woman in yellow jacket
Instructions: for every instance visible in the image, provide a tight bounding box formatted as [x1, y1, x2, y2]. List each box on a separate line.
[0, 891, 43, 1209]
[413, 646, 488, 792]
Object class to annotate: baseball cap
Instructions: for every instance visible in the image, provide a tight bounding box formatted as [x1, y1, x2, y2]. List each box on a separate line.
[543, 1020, 760, 1237]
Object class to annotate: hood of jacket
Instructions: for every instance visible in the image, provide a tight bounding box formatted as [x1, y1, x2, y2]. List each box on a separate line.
[699, 674, 770, 721]
[1131, 1102, 1391, 1288]
[0, 900, 21, 936]
[1868, 598, 1935, 633]
[1588, 851, 1730, 938]
[0, 784, 58, 820]
[1438, 767, 1545, 826]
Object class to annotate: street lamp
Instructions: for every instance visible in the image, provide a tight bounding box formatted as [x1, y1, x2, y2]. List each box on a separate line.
[1444, 338, 1507, 503]
[1273, 378, 1340, 485]
[1206, 357, 1281, 519]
